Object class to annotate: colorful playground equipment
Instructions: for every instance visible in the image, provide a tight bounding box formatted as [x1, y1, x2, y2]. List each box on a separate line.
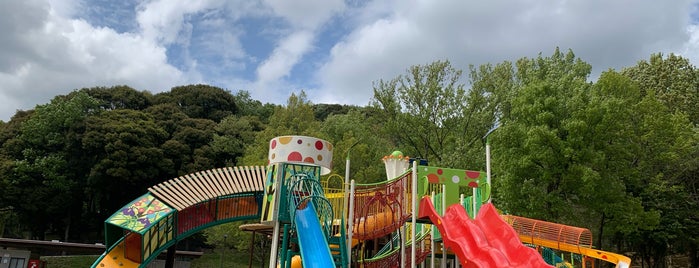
[91, 135, 631, 268]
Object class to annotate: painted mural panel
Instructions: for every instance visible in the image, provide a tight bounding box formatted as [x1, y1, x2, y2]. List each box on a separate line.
[107, 194, 174, 233]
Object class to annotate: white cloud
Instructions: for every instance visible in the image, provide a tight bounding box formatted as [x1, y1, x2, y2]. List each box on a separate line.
[263, 0, 344, 30]
[0, 0, 184, 121]
[316, 0, 699, 105]
[249, 0, 345, 101]
[2, 0, 697, 122]
[136, 0, 225, 45]
[316, 18, 430, 105]
[47, 0, 81, 17]
[134, 0, 264, 84]
[681, 24, 699, 65]
[257, 31, 315, 82]
[254, 31, 315, 95]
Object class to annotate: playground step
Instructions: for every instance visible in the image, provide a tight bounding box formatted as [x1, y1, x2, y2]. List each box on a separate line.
[327, 239, 347, 267]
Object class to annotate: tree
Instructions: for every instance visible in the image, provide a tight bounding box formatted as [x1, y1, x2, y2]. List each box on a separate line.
[622, 53, 699, 268]
[320, 108, 391, 183]
[210, 115, 264, 166]
[492, 49, 595, 222]
[2, 91, 100, 239]
[154, 84, 238, 122]
[313, 104, 355, 121]
[372, 60, 465, 165]
[145, 103, 190, 135]
[172, 118, 218, 174]
[82, 109, 170, 223]
[622, 53, 699, 125]
[232, 90, 276, 122]
[239, 91, 322, 166]
[78, 85, 153, 111]
[441, 61, 517, 169]
[491, 49, 697, 267]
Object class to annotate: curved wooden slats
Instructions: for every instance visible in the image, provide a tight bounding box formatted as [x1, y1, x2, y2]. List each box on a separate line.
[148, 166, 267, 211]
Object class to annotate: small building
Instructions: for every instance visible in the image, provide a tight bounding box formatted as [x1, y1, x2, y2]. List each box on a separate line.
[0, 238, 201, 268]
[0, 249, 31, 268]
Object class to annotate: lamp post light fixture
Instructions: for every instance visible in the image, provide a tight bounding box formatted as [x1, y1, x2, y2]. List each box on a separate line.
[483, 122, 500, 203]
[220, 234, 228, 268]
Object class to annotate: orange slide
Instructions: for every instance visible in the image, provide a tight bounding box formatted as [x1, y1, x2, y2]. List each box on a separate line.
[418, 197, 552, 268]
[93, 238, 140, 268]
[521, 236, 631, 268]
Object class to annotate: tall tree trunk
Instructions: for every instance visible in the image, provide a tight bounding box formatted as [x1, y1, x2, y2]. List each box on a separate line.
[690, 242, 698, 268]
[596, 212, 606, 268]
[64, 217, 70, 241]
[0, 213, 5, 238]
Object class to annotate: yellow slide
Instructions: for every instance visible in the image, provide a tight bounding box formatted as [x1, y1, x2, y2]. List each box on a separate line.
[520, 235, 631, 268]
[94, 239, 140, 268]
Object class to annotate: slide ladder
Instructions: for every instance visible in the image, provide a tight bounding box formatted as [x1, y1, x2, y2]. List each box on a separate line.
[287, 173, 344, 268]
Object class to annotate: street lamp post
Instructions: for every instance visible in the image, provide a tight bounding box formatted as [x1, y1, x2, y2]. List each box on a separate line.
[220, 234, 228, 268]
[484, 123, 500, 203]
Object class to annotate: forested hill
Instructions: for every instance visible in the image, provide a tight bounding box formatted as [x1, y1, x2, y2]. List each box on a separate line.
[1, 50, 697, 267]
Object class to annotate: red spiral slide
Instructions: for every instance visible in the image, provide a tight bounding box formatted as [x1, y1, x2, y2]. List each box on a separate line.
[418, 197, 552, 268]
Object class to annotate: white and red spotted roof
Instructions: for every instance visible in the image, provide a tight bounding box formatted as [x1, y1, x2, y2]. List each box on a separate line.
[268, 135, 334, 175]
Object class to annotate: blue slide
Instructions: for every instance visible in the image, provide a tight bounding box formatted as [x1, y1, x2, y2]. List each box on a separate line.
[295, 205, 334, 268]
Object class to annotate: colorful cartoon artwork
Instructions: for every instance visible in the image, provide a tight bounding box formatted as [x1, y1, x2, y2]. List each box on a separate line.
[107, 194, 173, 233]
[261, 164, 279, 224]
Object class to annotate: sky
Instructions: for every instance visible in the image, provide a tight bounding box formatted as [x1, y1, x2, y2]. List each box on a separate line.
[1, 0, 698, 122]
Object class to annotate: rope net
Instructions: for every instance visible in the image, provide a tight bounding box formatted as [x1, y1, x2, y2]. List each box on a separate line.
[351, 171, 412, 241]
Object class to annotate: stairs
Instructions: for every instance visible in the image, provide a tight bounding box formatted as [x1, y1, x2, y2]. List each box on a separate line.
[328, 235, 347, 267]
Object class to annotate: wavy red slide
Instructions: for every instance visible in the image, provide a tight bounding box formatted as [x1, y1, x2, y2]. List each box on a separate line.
[418, 197, 552, 268]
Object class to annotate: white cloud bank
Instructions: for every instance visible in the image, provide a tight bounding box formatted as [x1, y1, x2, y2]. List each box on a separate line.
[0, 0, 186, 121]
[0, 0, 697, 121]
[249, 0, 345, 103]
[315, 0, 699, 105]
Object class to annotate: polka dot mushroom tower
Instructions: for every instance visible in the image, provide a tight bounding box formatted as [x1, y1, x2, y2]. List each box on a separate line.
[268, 135, 334, 175]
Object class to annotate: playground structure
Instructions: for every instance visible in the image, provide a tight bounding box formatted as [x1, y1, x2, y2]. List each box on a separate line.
[91, 135, 631, 268]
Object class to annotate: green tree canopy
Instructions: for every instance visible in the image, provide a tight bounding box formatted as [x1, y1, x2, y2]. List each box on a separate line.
[1, 91, 99, 239]
[232, 90, 276, 121]
[622, 53, 699, 125]
[210, 115, 264, 167]
[240, 91, 321, 166]
[78, 85, 153, 111]
[490, 49, 697, 267]
[320, 108, 391, 183]
[82, 109, 170, 218]
[154, 84, 238, 122]
[372, 60, 466, 164]
[621, 53, 699, 266]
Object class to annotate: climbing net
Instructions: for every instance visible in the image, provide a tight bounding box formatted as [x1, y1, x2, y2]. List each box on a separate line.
[350, 171, 413, 241]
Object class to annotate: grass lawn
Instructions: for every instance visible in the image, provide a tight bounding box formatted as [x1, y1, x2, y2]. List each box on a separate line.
[36, 249, 266, 268]
[41, 255, 99, 268]
[191, 250, 267, 268]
